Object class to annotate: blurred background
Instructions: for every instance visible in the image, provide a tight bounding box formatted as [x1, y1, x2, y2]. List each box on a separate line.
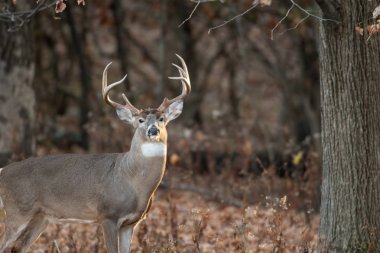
[0, 0, 323, 252]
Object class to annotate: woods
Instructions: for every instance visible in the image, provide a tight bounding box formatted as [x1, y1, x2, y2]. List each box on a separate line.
[0, 0, 36, 166]
[0, 0, 379, 252]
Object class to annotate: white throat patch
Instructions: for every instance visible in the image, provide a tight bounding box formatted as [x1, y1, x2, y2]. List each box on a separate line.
[141, 143, 167, 157]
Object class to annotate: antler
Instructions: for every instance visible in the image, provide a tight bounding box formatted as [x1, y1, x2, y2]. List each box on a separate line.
[157, 54, 191, 111]
[102, 62, 142, 114]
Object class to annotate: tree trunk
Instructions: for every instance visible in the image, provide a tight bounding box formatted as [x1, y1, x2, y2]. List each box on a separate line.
[176, 1, 202, 126]
[66, 2, 90, 149]
[0, 1, 35, 166]
[319, 0, 380, 251]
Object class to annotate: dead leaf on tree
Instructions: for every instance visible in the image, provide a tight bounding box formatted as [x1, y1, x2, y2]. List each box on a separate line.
[373, 5, 380, 20]
[55, 0, 66, 13]
[260, 0, 272, 6]
[254, 0, 272, 7]
[367, 21, 380, 39]
[355, 26, 364, 36]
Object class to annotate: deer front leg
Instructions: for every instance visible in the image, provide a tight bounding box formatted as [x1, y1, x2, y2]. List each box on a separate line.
[0, 211, 32, 253]
[118, 225, 134, 253]
[13, 213, 49, 253]
[102, 219, 118, 253]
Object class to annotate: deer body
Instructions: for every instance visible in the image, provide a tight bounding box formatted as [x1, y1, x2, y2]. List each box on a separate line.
[0, 55, 190, 253]
[0, 132, 166, 224]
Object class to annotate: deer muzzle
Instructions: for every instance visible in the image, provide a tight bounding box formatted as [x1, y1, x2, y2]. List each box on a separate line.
[147, 125, 160, 137]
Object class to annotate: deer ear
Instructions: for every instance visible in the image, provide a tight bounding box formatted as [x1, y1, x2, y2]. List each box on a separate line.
[116, 107, 136, 125]
[164, 100, 183, 123]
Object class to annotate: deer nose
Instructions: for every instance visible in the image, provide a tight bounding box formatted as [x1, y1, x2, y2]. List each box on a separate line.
[148, 126, 160, 136]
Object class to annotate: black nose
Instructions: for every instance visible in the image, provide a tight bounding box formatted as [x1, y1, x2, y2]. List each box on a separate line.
[148, 126, 160, 136]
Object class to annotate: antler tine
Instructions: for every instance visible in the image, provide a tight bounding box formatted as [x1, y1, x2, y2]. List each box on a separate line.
[173, 54, 191, 92]
[158, 54, 191, 111]
[121, 94, 142, 114]
[175, 53, 189, 76]
[102, 62, 141, 114]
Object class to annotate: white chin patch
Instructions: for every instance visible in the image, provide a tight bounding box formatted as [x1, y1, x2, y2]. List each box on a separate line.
[141, 143, 167, 157]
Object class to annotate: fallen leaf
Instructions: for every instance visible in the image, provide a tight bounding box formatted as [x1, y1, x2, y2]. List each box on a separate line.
[292, 151, 303, 166]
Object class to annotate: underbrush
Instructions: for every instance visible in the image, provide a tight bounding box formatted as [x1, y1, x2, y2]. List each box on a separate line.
[15, 190, 318, 253]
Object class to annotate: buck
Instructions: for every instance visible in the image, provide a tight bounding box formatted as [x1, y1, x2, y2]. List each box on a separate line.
[0, 54, 190, 253]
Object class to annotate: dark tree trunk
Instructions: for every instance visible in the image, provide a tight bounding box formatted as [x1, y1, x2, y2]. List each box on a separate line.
[177, 1, 202, 126]
[318, 0, 380, 251]
[111, 0, 130, 91]
[0, 1, 35, 166]
[66, 2, 91, 149]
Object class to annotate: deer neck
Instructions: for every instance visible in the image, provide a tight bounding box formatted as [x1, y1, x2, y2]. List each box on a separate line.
[120, 129, 167, 193]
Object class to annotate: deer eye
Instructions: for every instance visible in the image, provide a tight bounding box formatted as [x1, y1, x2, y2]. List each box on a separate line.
[159, 116, 164, 122]
[139, 118, 145, 123]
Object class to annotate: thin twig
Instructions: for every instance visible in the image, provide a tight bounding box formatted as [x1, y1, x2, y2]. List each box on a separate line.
[178, 0, 201, 28]
[208, 2, 259, 34]
[0, 0, 54, 19]
[270, 4, 295, 40]
[278, 14, 310, 35]
[0, 0, 57, 32]
[8, 0, 47, 31]
[204, 0, 340, 37]
[290, 0, 339, 23]
[271, 0, 340, 40]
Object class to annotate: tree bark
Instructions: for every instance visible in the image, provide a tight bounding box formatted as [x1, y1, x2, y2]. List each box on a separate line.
[176, 1, 202, 126]
[318, 0, 380, 251]
[111, 0, 130, 91]
[66, 2, 91, 149]
[158, 0, 167, 102]
[0, 1, 35, 166]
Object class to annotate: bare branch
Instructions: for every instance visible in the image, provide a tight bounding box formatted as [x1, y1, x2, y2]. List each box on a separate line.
[270, 4, 294, 40]
[179, 0, 201, 28]
[202, 0, 340, 38]
[271, 0, 340, 40]
[0, 0, 87, 32]
[277, 14, 310, 36]
[290, 0, 338, 23]
[0, 0, 56, 32]
[314, 0, 340, 19]
[208, 1, 259, 34]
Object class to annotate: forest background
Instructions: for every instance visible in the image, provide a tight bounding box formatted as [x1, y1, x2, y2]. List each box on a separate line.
[1, 0, 375, 252]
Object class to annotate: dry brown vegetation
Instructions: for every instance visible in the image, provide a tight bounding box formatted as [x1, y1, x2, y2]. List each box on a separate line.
[23, 190, 319, 253]
[0, 0, 324, 252]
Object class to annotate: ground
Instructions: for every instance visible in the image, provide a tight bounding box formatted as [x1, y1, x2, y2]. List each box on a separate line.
[3, 190, 319, 253]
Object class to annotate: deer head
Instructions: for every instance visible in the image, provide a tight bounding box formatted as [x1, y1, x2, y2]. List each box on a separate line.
[102, 54, 191, 144]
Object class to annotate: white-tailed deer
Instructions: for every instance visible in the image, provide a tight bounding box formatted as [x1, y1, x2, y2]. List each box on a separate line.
[0, 54, 190, 253]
